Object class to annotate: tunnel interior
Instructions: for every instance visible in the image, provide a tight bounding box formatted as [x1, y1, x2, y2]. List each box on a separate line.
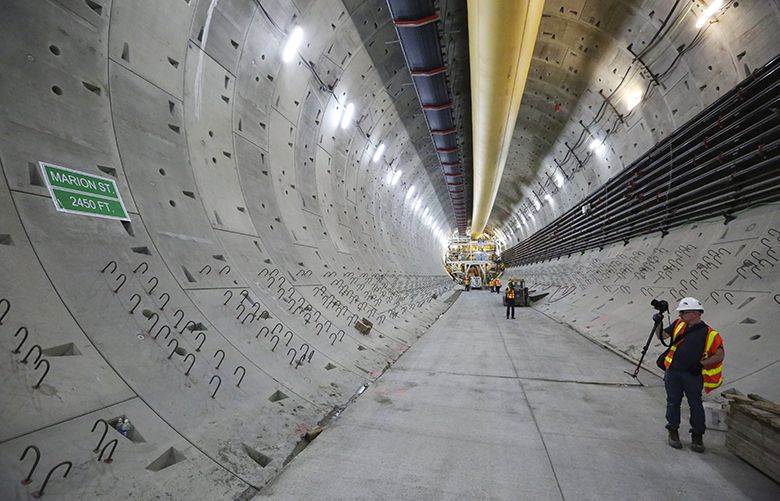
[1, 0, 779, 498]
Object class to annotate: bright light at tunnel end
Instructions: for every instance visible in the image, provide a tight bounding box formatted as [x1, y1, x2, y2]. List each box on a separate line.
[282, 26, 303, 63]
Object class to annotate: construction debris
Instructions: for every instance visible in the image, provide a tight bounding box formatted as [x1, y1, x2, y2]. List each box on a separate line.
[723, 390, 780, 483]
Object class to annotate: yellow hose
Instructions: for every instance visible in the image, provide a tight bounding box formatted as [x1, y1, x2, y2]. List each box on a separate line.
[468, 0, 545, 238]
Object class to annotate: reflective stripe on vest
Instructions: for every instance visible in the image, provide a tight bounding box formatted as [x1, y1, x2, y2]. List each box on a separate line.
[663, 321, 687, 368]
[507, 290, 515, 299]
[702, 329, 723, 392]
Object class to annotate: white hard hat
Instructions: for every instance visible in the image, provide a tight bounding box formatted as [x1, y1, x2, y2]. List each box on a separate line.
[676, 297, 703, 312]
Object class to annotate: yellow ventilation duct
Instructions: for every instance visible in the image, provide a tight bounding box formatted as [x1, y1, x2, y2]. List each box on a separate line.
[468, 0, 545, 238]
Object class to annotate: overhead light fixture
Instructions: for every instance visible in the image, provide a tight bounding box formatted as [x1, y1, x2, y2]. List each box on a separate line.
[590, 138, 607, 156]
[414, 198, 421, 212]
[406, 185, 415, 200]
[533, 197, 541, 211]
[626, 91, 642, 111]
[282, 26, 304, 63]
[385, 170, 393, 184]
[340, 102, 354, 129]
[391, 169, 402, 185]
[372, 143, 385, 163]
[696, 0, 723, 29]
[554, 172, 564, 188]
[544, 193, 554, 205]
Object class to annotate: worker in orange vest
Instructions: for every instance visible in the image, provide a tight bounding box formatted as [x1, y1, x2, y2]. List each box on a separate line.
[488, 278, 495, 292]
[655, 297, 724, 453]
[505, 284, 516, 319]
[495, 277, 502, 294]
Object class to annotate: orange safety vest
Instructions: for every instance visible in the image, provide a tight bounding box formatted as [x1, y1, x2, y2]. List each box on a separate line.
[506, 288, 515, 300]
[495, 279, 501, 286]
[664, 320, 724, 393]
[489, 279, 495, 287]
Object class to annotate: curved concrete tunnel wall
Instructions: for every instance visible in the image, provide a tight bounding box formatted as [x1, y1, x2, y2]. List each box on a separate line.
[0, 0, 457, 497]
[496, 1, 780, 242]
[505, 203, 780, 401]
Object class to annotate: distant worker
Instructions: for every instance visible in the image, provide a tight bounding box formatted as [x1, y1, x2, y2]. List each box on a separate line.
[495, 277, 502, 294]
[654, 297, 724, 453]
[488, 278, 495, 293]
[505, 284, 516, 319]
[464, 276, 470, 292]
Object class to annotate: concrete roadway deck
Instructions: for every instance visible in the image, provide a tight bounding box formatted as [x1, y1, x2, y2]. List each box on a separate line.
[258, 290, 780, 500]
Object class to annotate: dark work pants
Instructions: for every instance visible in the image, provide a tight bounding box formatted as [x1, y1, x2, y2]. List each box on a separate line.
[506, 302, 515, 319]
[664, 368, 705, 435]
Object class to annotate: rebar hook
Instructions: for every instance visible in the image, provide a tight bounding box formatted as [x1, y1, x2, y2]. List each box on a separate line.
[33, 359, 50, 389]
[213, 349, 225, 369]
[184, 353, 196, 376]
[234, 365, 245, 387]
[146, 276, 159, 295]
[101, 260, 117, 274]
[209, 375, 221, 398]
[158, 292, 170, 310]
[21, 344, 42, 365]
[19, 444, 41, 485]
[128, 294, 142, 314]
[195, 331, 206, 352]
[112, 273, 127, 293]
[33, 460, 72, 498]
[155, 324, 171, 340]
[287, 347, 298, 366]
[167, 338, 179, 359]
[98, 439, 118, 463]
[0, 297, 11, 325]
[91, 418, 109, 452]
[13, 326, 28, 353]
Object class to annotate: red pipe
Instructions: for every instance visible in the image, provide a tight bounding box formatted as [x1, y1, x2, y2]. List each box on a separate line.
[393, 14, 440, 28]
[411, 66, 448, 77]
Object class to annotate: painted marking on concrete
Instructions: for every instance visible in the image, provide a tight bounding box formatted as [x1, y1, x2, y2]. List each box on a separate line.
[40, 162, 129, 221]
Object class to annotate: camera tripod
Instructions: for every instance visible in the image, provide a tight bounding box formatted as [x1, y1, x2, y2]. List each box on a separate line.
[624, 312, 669, 385]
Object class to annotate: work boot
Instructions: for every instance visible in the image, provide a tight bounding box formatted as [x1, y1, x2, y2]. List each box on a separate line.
[667, 429, 682, 449]
[691, 433, 705, 453]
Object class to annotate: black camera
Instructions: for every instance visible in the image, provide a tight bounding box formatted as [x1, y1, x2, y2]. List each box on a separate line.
[651, 298, 669, 314]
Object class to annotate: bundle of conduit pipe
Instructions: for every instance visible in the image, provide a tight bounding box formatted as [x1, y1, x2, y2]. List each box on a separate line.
[503, 53, 780, 266]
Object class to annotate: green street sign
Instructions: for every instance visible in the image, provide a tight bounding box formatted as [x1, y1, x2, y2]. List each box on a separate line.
[40, 162, 130, 221]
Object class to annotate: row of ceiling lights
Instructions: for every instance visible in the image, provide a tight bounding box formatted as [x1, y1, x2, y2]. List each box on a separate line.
[283, 25, 449, 249]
